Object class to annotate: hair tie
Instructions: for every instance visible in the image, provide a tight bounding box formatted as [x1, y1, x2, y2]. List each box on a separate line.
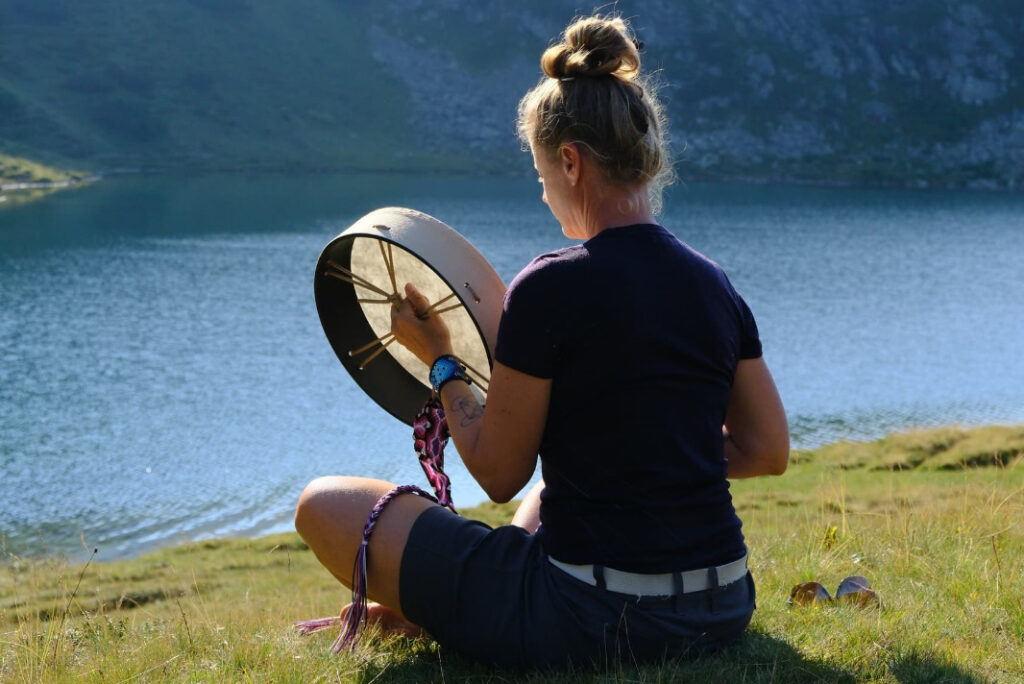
[559, 76, 575, 82]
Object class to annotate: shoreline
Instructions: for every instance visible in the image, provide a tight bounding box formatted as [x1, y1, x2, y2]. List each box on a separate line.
[5, 422, 1021, 566]
[0, 176, 101, 193]
[5, 155, 1024, 198]
[0, 176, 99, 209]
[0, 152, 97, 208]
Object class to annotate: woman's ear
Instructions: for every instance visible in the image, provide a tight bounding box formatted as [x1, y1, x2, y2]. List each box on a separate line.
[558, 143, 582, 186]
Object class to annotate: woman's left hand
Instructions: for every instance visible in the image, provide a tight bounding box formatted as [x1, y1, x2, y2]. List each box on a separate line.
[390, 282, 454, 366]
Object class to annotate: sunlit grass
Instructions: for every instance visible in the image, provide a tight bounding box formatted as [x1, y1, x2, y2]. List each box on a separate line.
[2, 425, 1022, 682]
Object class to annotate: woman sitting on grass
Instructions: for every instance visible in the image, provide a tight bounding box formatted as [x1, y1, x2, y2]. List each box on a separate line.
[295, 13, 789, 668]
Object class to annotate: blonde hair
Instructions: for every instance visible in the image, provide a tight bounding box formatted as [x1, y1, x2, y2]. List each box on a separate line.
[517, 15, 674, 212]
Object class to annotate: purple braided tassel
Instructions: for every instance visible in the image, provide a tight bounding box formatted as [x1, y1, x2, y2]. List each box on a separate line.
[293, 483, 440, 650]
[296, 397, 454, 650]
[334, 484, 436, 651]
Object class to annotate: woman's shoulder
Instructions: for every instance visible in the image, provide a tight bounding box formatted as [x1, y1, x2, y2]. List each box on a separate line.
[500, 246, 590, 318]
[509, 245, 589, 291]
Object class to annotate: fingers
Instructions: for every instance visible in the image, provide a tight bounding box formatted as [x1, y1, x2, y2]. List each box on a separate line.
[388, 284, 431, 338]
[388, 283, 455, 365]
[389, 288, 421, 329]
[403, 283, 431, 317]
[389, 299, 407, 331]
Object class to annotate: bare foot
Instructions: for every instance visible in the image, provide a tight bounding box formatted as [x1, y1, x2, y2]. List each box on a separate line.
[341, 601, 425, 639]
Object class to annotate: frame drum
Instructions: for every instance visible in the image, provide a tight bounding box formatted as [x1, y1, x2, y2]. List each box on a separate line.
[314, 207, 506, 425]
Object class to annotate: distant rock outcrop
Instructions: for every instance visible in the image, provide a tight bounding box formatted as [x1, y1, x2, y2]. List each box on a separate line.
[0, 0, 1020, 189]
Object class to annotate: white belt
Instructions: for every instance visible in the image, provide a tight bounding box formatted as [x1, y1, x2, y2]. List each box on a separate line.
[547, 553, 748, 597]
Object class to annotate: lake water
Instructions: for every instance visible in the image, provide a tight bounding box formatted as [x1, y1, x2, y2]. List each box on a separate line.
[2, 174, 1023, 561]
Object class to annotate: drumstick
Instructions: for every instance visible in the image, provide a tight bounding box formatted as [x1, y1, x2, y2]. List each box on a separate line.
[325, 260, 388, 294]
[324, 269, 389, 296]
[325, 261, 392, 298]
[458, 358, 490, 393]
[349, 332, 395, 357]
[379, 241, 399, 297]
[417, 292, 459, 319]
[357, 336, 397, 370]
[430, 303, 463, 316]
[386, 243, 401, 306]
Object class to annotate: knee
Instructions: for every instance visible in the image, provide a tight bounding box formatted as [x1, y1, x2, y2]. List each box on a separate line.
[294, 476, 335, 540]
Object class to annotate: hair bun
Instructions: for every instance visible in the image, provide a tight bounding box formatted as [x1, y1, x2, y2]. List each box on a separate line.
[540, 15, 641, 81]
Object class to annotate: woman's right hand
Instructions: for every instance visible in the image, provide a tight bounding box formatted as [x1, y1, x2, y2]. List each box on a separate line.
[390, 282, 454, 366]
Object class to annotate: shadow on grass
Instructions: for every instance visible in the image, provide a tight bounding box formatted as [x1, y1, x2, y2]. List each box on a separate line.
[338, 630, 840, 683]
[700, 631, 985, 684]
[340, 628, 988, 683]
[695, 629, 855, 682]
[888, 650, 989, 684]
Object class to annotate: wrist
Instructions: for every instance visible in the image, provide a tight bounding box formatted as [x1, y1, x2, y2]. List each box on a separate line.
[421, 333, 453, 365]
[429, 354, 471, 394]
[430, 342, 454, 362]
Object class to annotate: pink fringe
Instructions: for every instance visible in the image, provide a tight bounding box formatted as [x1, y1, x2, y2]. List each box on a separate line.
[293, 616, 340, 635]
[415, 397, 456, 512]
[336, 538, 371, 651]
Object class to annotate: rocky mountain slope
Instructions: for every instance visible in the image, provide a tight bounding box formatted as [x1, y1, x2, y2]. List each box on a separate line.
[1, 0, 1020, 188]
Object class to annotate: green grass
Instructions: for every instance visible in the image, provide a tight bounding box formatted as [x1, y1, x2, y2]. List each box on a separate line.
[3, 424, 1023, 682]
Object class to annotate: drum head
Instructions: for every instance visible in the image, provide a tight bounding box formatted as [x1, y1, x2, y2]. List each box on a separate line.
[315, 208, 506, 425]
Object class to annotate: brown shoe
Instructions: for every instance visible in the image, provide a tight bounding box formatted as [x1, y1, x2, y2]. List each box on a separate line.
[788, 576, 880, 608]
[835, 575, 879, 607]
[787, 581, 833, 606]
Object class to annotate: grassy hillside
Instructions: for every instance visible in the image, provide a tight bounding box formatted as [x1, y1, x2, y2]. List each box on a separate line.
[0, 152, 92, 208]
[2, 424, 1022, 681]
[1, 1, 1022, 187]
[0, 2, 424, 171]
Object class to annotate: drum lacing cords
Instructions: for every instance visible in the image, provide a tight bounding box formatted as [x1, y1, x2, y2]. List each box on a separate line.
[294, 396, 456, 650]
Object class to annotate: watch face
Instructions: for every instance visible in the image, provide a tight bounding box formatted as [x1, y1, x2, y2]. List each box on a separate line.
[430, 356, 457, 390]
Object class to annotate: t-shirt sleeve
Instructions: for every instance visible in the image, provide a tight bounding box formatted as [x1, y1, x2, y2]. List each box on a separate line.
[494, 257, 566, 378]
[736, 293, 763, 359]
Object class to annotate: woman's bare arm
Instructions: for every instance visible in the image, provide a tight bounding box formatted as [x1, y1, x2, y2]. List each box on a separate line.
[723, 357, 789, 478]
[390, 283, 547, 502]
[439, 363, 548, 502]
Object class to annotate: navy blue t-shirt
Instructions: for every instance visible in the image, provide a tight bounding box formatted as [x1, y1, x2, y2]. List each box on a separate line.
[494, 224, 761, 573]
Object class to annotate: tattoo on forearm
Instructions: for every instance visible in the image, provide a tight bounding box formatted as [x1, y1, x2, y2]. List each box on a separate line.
[453, 397, 484, 427]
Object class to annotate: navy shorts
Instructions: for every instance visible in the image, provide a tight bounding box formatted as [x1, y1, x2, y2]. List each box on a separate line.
[399, 506, 755, 669]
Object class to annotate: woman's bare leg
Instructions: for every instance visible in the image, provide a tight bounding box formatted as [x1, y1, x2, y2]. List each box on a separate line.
[294, 475, 437, 620]
[511, 479, 544, 533]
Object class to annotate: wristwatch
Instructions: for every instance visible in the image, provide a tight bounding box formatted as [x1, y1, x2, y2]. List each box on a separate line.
[429, 354, 471, 394]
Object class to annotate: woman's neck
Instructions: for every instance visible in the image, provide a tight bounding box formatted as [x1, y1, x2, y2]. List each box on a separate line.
[574, 181, 655, 239]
